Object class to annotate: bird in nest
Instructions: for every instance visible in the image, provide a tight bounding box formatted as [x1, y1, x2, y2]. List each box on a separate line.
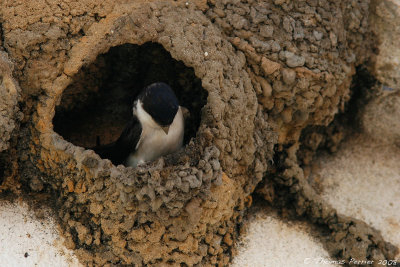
[93, 82, 187, 167]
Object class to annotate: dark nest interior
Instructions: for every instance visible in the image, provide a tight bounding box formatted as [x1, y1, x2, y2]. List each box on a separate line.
[53, 42, 208, 164]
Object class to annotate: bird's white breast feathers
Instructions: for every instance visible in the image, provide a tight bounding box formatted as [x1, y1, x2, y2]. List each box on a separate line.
[126, 101, 184, 167]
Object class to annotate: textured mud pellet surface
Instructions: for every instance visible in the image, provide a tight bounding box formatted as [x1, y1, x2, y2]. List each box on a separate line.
[0, 0, 399, 266]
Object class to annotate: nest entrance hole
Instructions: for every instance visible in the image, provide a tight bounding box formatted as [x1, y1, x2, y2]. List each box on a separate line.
[53, 42, 207, 157]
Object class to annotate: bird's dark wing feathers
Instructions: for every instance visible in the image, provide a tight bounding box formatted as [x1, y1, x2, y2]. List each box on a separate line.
[92, 116, 142, 166]
[115, 116, 142, 156]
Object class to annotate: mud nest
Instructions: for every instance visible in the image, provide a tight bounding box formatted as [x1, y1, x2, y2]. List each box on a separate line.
[0, 0, 398, 266]
[53, 42, 207, 150]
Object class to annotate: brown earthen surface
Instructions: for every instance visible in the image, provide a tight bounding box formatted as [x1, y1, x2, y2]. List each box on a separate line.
[0, 0, 398, 266]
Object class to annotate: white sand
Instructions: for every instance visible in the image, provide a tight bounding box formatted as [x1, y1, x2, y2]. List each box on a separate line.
[316, 135, 400, 258]
[232, 208, 339, 267]
[0, 200, 81, 267]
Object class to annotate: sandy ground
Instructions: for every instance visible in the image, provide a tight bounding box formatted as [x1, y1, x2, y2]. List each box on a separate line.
[231, 206, 338, 267]
[0, 200, 81, 267]
[315, 134, 400, 259]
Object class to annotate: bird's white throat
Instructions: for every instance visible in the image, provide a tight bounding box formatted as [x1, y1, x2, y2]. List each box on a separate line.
[127, 100, 184, 167]
[134, 100, 160, 130]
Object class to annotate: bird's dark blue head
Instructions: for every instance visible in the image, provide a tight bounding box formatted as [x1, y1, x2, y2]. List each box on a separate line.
[139, 82, 179, 126]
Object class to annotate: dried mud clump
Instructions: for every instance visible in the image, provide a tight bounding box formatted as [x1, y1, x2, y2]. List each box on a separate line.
[3, 1, 261, 265]
[362, 92, 400, 145]
[369, 0, 400, 89]
[206, 0, 373, 144]
[0, 52, 22, 152]
[0, 0, 398, 266]
[0, 52, 22, 187]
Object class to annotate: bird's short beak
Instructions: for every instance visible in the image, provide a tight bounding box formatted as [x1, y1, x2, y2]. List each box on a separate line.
[161, 125, 170, 135]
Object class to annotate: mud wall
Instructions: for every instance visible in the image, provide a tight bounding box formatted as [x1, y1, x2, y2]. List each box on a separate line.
[0, 0, 398, 266]
[0, 52, 21, 152]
